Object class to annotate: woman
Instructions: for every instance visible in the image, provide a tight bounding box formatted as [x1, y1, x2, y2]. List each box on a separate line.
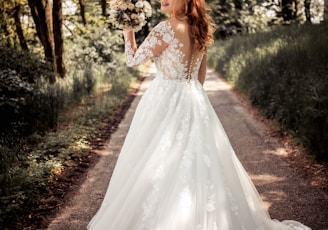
[88, 0, 311, 229]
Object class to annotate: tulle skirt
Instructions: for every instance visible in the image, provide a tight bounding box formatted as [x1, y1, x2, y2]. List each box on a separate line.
[88, 77, 311, 230]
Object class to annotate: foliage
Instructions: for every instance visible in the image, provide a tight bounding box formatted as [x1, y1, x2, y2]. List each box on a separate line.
[0, 47, 54, 83]
[207, 0, 312, 39]
[0, 48, 58, 138]
[66, 26, 121, 67]
[0, 63, 134, 228]
[0, 8, 138, 228]
[0, 52, 135, 230]
[208, 0, 281, 38]
[0, 0, 20, 47]
[208, 23, 328, 161]
[0, 136, 52, 229]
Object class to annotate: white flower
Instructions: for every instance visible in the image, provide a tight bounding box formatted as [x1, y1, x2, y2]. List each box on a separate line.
[109, 9, 117, 17]
[143, 1, 152, 17]
[138, 12, 145, 21]
[111, 4, 120, 10]
[134, 25, 142, 31]
[135, 1, 144, 8]
[144, 9, 152, 17]
[143, 1, 151, 10]
[109, 0, 152, 32]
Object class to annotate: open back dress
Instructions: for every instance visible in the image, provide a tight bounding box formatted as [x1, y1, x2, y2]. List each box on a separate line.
[87, 21, 311, 230]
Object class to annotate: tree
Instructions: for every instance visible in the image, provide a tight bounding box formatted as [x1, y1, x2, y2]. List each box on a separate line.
[304, 0, 312, 22]
[208, 0, 242, 38]
[324, 0, 328, 22]
[27, 0, 66, 80]
[0, 1, 13, 47]
[294, 0, 305, 23]
[13, 3, 28, 50]
[101, 0, 107, 17]
[281, 0, 293, 21]
[28, 0, 54, 63]
[53, 0, 66, 77]
[281, 0, 305, 23]
[79, 0, 87, 25]
[0, 0, 29, 48]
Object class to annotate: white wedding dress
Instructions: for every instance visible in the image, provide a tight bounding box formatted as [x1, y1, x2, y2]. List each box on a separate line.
[87, 21, 311, 230]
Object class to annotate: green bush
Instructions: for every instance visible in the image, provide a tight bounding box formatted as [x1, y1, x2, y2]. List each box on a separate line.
[0, 27, 129, 137]
[0, 51, 58, 137]
[0, 136, 51, 229]
[0, 47, 54, 83]
[0, 25, 137, 228]
[208, 23, 328, 161]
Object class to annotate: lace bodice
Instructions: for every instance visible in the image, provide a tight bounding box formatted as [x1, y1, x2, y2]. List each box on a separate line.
[124, 21, 204, 82]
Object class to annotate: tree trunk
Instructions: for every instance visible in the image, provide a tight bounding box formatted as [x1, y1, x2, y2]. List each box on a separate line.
[324, 0, 328, 23]
[294, 0, 305, 23]
[79, 0, 87, 25]
[28, 0, 54, 62]
[0, 4, 10, 47]
[304, 0, 311, 23]
[13, 4, 29, 51]
[282, 0, 293, 21]
[28, 0, 43, 46]
[53, 0, 66, 78]
[101, 0, 107, 17]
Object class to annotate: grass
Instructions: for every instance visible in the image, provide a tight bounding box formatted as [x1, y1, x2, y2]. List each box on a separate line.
[0, 43, 141, 229]
[208, 23, 328, 161]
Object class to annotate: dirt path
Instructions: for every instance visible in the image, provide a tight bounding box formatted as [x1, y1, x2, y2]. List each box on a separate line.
[46, 65, 328, 230]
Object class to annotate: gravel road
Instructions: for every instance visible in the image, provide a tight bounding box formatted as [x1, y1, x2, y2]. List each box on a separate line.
[47, 65, 328, 230]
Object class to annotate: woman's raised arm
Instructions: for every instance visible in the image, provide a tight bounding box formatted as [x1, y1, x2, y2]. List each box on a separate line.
[123, 22, 170, 67]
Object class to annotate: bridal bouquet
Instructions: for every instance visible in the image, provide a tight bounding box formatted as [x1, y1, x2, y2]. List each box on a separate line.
[109, 0, 152, 31]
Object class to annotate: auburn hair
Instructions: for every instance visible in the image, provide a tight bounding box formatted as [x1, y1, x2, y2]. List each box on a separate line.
[176, 0, 215, 51]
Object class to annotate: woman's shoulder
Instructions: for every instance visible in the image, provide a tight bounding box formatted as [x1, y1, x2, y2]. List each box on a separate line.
[167, 20, 189, 34]
[152, 20, 188, 35]
[150, 21, 174, 40]
[153, 20, 171, 30]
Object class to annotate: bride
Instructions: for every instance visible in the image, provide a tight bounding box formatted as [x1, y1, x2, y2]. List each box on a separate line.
[87, 0, 311, 229]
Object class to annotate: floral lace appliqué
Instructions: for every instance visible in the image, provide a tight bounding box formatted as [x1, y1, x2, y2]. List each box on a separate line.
[124, 21, 173, 67]
[124, 21, 204, 82]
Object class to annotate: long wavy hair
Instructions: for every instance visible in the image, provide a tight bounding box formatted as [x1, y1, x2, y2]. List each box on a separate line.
[175, 0, 215, 51]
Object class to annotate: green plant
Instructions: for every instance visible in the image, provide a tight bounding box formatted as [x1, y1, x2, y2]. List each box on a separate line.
[0, 22, 139, 229]
[208, 23, 328, 161]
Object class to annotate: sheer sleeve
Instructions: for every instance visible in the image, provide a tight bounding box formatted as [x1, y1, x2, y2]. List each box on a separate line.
[124, 22, 171, 67]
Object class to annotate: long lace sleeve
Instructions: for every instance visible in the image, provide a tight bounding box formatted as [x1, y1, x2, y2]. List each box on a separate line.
[124, 22, 171, 67]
